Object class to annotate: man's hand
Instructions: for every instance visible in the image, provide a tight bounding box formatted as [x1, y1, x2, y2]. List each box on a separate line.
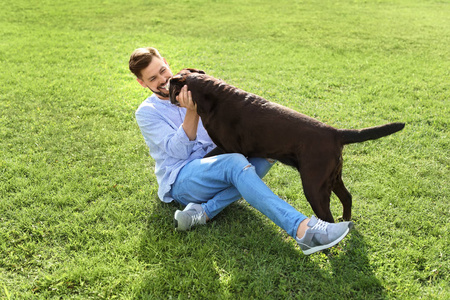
[177, 85, 199, 141]
[177, 85, 197, 111]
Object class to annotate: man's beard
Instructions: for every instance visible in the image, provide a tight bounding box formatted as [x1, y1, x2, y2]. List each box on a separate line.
[149, 87, 169, 98]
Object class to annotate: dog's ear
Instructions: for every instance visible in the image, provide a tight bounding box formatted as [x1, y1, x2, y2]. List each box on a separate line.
[185, 68, 206, 74]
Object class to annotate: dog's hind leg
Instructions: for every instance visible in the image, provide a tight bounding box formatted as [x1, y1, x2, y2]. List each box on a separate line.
[331, 158, 352, 221]
[299, 172, 335, 223]
[333, 174, 352, 221]
[302, 183, 334, 223]
[297, 148, 340, 223]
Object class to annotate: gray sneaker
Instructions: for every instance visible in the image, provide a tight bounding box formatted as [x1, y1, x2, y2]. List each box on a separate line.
[296, 216, 354, 255]
[174, 203, 207, 231]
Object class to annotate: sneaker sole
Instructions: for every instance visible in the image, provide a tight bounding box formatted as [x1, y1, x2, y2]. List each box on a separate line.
[301, 222, 354, 255]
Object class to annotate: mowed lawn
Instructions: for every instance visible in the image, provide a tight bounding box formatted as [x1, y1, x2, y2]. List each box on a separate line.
[0, 0, 448, 298]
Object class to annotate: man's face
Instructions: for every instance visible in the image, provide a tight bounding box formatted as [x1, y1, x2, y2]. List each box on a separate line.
[137, 57, 173, 99]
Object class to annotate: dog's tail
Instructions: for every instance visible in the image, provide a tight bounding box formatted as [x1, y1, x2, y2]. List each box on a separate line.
[340, 122, 405, 145]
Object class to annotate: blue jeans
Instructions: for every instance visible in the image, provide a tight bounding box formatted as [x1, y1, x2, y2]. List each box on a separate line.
[171, 153, 307, 238]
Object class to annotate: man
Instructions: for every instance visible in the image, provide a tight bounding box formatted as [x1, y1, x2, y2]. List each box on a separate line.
[129, 47, 353, 255]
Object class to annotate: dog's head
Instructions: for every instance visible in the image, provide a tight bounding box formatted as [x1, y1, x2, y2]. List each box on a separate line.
[168, 68, 205, 106]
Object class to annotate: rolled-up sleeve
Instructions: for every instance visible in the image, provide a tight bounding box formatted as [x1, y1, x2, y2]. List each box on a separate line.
[136, 107, 196, 160]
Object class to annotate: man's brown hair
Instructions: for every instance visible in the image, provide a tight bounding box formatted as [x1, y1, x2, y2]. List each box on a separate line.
[129, 47, 162, 79]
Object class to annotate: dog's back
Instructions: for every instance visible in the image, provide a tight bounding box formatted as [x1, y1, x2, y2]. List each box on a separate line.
[188, 73, 404, 154]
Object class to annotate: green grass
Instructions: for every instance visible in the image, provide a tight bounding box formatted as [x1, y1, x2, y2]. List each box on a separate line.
[0, 0, 448, 298]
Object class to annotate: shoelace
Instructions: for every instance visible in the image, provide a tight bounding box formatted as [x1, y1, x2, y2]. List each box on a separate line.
[189, 211, 204, 227]
[311, 219, 328, 232]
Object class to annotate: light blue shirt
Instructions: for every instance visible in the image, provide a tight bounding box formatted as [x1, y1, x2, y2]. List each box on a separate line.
[135, 94, 216, 202]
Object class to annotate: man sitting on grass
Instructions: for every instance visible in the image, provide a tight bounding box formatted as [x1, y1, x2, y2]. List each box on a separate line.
[129, 46, 353, 255]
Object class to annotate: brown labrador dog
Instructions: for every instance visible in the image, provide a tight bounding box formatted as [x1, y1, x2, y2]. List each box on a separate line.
[168, 69, 405, 222]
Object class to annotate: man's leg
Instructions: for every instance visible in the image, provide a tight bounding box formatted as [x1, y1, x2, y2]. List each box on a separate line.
[172, 155, 275, 218]
[172, 154, 305, 238]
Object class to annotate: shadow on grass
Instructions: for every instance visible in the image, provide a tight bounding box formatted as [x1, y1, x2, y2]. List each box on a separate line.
[136, 199, 385, 299]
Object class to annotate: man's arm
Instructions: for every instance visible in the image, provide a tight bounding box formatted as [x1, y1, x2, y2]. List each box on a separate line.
[135, 103, 197, 160]
[177, 85, 199, 141]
